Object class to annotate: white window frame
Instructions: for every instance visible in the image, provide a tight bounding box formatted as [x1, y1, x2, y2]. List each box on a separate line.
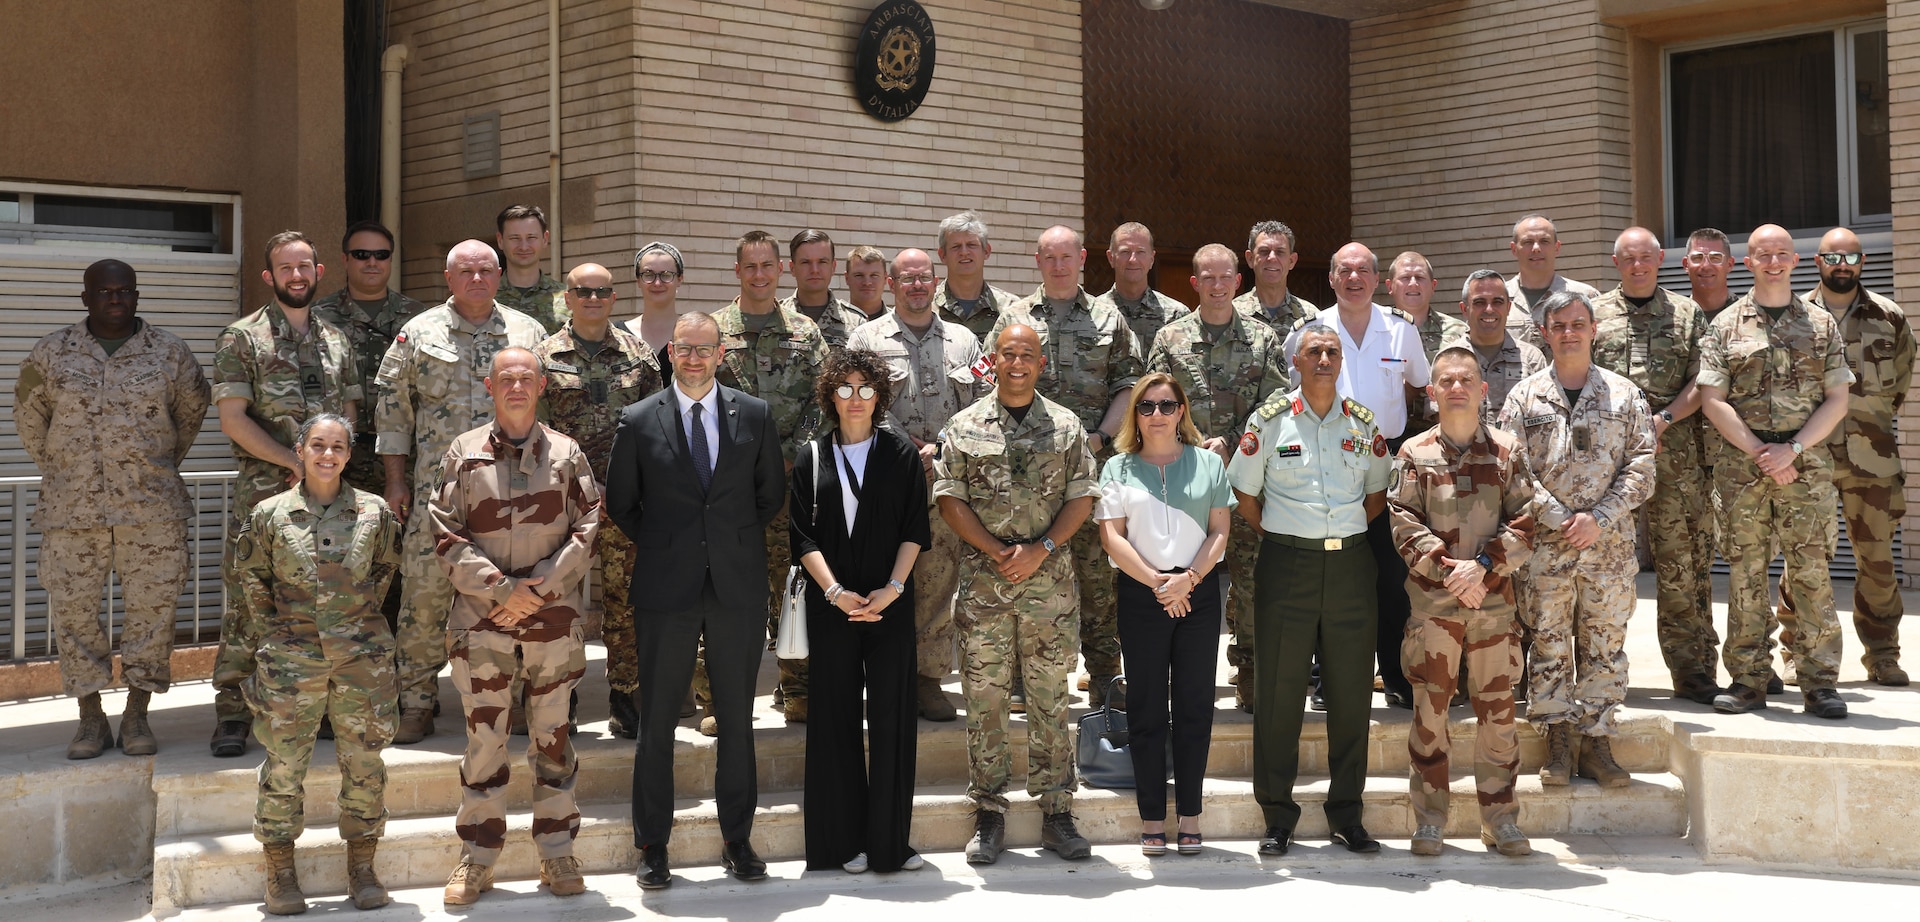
[0, 180, 240, 258]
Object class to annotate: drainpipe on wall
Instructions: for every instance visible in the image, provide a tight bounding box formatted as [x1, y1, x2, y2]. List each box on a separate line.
[381, 42, 411, 273]
[549, 0, 562, 277]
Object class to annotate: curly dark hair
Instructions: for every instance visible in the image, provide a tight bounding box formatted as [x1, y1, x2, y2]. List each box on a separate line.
[814, 348, 894, 427]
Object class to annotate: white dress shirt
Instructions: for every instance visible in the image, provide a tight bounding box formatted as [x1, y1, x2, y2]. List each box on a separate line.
[1285, 303, 1431, 439]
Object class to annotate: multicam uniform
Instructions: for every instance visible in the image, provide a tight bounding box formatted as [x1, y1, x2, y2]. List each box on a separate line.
[1145, 310, 1290, 706]
[534, 324, 663, 695]
[1496, 365, 1655, 737]
[714, 299, 830, 708]
[375, 300, 546, 713]
[310, 289, 430, 493]
[1407, 310, 1469, 433]
[1233, 290, 1316, 335]
[1590, 286, 1715, 686]
[1697, 294, 1854, 694]
[1094, 286, 1189, 358]
[429, 422, 601, 867]
[210, 304, 362, 725]
[934, 281, 1018, 343]
[933, 392, 1098, 816]
[1390, 424, 1536, 831]
[495, 272, 570, 336]
[16, 320, 210, 698]
[1504, 275, 1600, 354]
[846, 312, 990, 683]
[236, 485, 402, 845]
[780, 294, 871, 352]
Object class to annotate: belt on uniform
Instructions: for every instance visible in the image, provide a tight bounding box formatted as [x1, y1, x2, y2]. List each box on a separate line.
[355, 433, 378, 445]
[994, 535, 1034, 545]
[1749, 429, 1798, 444]
[1264, 532, 1368, 552]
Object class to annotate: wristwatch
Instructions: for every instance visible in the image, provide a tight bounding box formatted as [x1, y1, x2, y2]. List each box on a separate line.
[1040, 536, 1058, 554]
[887, 578, 907, 595]
[1475, 552, 1493, 570]
[1658, 409, 1673, 423]
[1790, 440, 1805, 455]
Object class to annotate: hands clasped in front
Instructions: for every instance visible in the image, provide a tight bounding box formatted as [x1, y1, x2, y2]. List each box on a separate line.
[832, 582, 898, 622]
[1153, 569, 1199, 618]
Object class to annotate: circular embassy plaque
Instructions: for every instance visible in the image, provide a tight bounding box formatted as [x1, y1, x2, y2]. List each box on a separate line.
[854, 0, 936, 122]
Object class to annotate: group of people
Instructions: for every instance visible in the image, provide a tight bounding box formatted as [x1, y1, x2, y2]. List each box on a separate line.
[13, 202, 1909, 911]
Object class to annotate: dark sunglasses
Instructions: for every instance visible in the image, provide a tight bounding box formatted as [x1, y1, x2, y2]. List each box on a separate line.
[569, 286, 615, 300]
[1136, 399, 1183, 416]
[346, 249, 393, 261]
[1816, 252, 1863, 266]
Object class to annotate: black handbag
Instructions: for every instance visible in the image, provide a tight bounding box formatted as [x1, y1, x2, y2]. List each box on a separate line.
[1076, 676, 1173, 790]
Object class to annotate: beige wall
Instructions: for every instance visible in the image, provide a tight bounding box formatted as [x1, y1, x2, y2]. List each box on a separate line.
[0, 0, 346, 309]
[1888, 0, 1920, 574]
[392, 0, 1083, 308]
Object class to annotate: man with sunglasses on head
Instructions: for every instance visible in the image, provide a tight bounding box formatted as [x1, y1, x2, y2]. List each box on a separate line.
[1774, 228, 1913, 689]
[535, 263, 665, 738]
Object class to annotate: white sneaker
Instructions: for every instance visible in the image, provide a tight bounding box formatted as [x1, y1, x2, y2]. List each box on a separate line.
[901, 852, 925, 871]
[843, 852, 870, 874]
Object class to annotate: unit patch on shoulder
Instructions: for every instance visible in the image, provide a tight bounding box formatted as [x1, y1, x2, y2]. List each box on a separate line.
[1239, 431, 1260, 456]
[1373, 433, 1388, 457]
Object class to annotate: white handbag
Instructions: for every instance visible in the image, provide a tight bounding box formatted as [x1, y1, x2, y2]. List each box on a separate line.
[775, 442, 820, 660]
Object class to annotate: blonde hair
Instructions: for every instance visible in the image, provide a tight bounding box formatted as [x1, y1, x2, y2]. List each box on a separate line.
[1113, 372, 1202, 453]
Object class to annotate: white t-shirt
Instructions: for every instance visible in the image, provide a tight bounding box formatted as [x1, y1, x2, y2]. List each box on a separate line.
[832, 436, 874, 536]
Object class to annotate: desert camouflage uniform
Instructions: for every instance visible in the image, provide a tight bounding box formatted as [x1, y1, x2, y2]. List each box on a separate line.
[1145, 310, 1290, 702]
[1391, 423, 1536, 829]
[1497, 365, 1655, 736]
[16, 320, 210, 698]
[714, 299, 830, 706]
[535, 323, 663, 693]
[1699, 294, 1854, 693]
[1407, 310, 1470, 432]
[495, 272, 571, 336]
[376, 300, 546, 711]
[1095, 286, 1190, 358]
[847, 312, 991, 680]
[311, 289, 431, 493]
[1777, 286, 1914, 672]
[1233, 290, 1316, 335]
[1505, 275, 1601, 354]
[934, 281, 1018, 343]
[429, 422, 601, 866]
[990, 288, 1143, 683]
[1590, 285, 1717, 683]
[933, 392, 1099, 814]
[1438, 333, 1547, 432]
[781, 294, 870, 353]
[236, 485, 402, 844]
[211, 304, 362, 724]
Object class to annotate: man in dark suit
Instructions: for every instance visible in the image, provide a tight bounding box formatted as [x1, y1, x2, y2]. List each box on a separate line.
[606, 310, 786, 889]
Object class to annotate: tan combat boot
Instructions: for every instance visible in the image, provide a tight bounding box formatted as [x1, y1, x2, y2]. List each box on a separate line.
[1539, 723, 1574, 786]
[262, 840, 307, 915]
[1576, 734, 1630, 788]
[118, 687, 157, 756]
[392, 707, 434, 744]
[345, 837, 389, 910]
[67, 693, 113, 761]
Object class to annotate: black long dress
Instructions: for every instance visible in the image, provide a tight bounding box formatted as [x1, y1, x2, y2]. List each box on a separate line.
[788, 425, 931, 871]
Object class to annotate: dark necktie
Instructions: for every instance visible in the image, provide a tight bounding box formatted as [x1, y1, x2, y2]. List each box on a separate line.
[690, 402, 713, 492]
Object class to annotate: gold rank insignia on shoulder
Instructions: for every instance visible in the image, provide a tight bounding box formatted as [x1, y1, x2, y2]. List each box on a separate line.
[1341, 398, 1374, 425]
[1390, 307, 1415, 325]
[1291, 316, 1312, 331]
[1255, 392, 1295, 420]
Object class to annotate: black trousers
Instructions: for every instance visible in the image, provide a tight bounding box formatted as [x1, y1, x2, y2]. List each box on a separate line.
[1115, 569, 1222, 821]
[632, 576, 765, 847]
[803, 582, 918, 871]
[1371, 435, 1414, 697]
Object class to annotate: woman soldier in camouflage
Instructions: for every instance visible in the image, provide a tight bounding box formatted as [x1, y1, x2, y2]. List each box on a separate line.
[235, 413, 404, 914]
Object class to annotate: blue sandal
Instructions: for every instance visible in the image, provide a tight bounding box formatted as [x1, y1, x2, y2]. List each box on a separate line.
[1141, 832, 1168, 856]
[1177, 831, 1203, 855]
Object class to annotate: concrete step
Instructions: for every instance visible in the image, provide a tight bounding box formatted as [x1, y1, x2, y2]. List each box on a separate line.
[151, 771, 1686, 911]
[153, 704, 1671, 837]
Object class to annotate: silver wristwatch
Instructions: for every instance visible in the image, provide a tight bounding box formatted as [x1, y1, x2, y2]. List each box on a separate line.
[1040, 536, 1058, 554]
[887, 578, 907, 595]
[1790, 440, 1805, 455]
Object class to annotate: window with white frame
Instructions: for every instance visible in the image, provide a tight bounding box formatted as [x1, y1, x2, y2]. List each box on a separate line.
[0, 187, 230, 253]
[1665, 20, 1889, 239]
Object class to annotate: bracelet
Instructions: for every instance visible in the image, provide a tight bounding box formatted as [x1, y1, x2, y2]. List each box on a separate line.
[826, 583, 844, 604]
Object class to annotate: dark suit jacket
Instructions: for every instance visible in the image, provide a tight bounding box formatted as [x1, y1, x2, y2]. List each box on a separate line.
[606, 382, 785, 613]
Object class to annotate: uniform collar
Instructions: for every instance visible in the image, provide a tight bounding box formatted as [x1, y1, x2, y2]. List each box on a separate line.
[292, 483, 359, 520]
[483, 423, 552, 471]
[1027, 285, 1092, 315]
[447, 300, 510, 334]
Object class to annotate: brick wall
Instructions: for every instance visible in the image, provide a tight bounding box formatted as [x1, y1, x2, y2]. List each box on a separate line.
[1888, 2, 1920, 581]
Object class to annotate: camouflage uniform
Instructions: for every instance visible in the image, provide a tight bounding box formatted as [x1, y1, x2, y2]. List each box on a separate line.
[1233, 290, 1316, 335]
[933, 392, 1099, 815]
[780, 294, 871, 352]
[1778, 286, 1914, 673]
[16, 320, 210, 698]
[375, 300, 547, 712]
[1145, 310, 1290, 703]
[714, 299, 830, 706]
[211, 304, 363, 724]
[1442, 333, 1548, 432]
[311, 289, 431, 493]
[846, 312, 991, 680]
[934, 280, 1019, 343]
[1590, 286, 1717, 683]
[236, 485, 402, 844]
[1504, 275, 1601, 354]
[429, 422, 601, 866]
[1407, 310, 1470, 432]
[1094, 286, 1190, 359]
[495, 272, 571, 336]
[1390, 423, 1537, 830]
[1496, 365, 1655, 736]
[534, 323, 663, 693]
[1698, 294, 1854, 693]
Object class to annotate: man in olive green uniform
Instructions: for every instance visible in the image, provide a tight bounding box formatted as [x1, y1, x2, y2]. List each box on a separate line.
[1779, 227, 1912, 687]
[933, 211, 1019, 341]
[377, 240, 547, 742]
[846, 247, 990, 721]
[1390, 252, 1467, 436]
[311, 221, 430, 497]
[534, 262, 664, 737]
[1228, 323, 1392, 856]
[714, 229, 830, 723]
[781, 228, 871, 351]
[1589, 227, 1717, 703]
[1505, 215, 1601, 354]
[1700, 225, 1855, 719]
[936, 324, 1098, 866]
[1095, 222, 1190, 356]
[1235, 220, 1317, 333]
[210, 231, 363, 757]
[18, 259, 211, 760]
[494, 204, 570, 335]
[1145, 243, 1290, 711]
[989, 225, 1143, 701]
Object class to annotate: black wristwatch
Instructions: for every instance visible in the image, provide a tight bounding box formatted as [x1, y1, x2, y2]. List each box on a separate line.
[1040, 536, 1058, 554]
[1475, 552, 1493, 570]
[1659, 409, 1674, 423]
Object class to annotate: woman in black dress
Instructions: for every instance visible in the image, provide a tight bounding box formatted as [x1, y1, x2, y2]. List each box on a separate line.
[791, 348, 932, 873]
